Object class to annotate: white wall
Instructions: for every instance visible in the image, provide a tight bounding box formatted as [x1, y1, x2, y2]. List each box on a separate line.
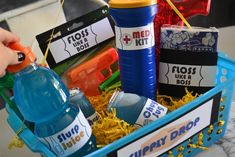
[218, 26, 235, 59]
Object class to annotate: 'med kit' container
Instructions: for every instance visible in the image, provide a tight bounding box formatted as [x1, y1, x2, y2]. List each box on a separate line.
[109, 0, 158, 100]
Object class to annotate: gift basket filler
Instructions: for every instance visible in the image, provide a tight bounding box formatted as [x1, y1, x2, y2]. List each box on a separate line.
[1, 0, 235, 157]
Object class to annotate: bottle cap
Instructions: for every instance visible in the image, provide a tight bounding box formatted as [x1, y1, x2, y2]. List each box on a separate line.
[69, 87, 81, 98]
[7, 43, 36, 73]
[107, 90, 125, 111]
[109, 90, 120, 104]
[109, 0, 157, 9]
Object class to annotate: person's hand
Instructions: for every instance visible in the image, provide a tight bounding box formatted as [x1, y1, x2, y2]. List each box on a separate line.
[0, 28, 25, 78]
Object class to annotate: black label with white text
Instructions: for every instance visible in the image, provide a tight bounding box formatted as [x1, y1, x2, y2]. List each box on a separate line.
[159, 49, 218, 97]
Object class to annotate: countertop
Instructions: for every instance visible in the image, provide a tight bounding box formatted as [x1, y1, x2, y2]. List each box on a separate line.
[195, 102, 235, 157]
[195, 26, 235, 157]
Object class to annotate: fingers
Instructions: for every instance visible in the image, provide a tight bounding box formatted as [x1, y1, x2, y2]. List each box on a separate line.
[0, 28, 22, 78]
[3, 43, 23, 65]
[0, 28, 20, 45]
[9, 51, 25, 65]
[2, 45, 25, 65]
[0, 43, 25, 78]
[0, 68, 6, 78]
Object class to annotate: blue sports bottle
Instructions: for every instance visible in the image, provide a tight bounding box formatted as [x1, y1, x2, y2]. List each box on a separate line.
[7, 43, 96, 157]
[109, 0, 158, 100]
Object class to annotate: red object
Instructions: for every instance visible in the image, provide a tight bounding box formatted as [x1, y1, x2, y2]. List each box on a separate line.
[66, 47, 119, 96]
[154, 0, 211, 81]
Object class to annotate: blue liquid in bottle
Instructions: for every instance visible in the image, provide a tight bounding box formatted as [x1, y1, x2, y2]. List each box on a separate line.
[108, 91, 168, 127]
[69, 88, 99, 126]
[9, 43, 96, 157]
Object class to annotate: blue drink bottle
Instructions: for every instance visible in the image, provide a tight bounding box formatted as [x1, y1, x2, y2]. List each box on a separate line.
[108, 91, 168, 128]
[69, 88, 99, 126]
[7, 43, 96, 157]
[109, 0, 158, 100]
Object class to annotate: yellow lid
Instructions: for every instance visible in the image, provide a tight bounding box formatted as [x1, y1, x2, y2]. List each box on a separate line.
[109, 0, 157, 8]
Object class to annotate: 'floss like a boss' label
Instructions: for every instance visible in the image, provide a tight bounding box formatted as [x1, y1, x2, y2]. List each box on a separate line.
[159, 63, 217, 87]
[115, 23, 155, 50]
[135, 99, 168, 128]
[40, 111, 92, 157]
[49, 17, 114, 64]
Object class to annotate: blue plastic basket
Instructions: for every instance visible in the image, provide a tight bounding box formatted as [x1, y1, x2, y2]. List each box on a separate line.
[6, 52, 235, 157]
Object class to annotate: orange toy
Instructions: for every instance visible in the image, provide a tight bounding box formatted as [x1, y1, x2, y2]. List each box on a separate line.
[66, 47, 119, 96]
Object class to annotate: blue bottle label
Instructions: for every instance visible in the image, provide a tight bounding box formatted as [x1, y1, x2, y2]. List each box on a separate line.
[115, 23, 155, 50]
[87, 112, 99, 126]
[39, 111, 92, 157]
[135, 99, 168, 128]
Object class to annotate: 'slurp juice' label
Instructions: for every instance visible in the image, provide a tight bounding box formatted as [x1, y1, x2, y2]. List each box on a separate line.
[40, 111, 92, 157]
[115, 23, 155, 50]
[135, 99, 168, 127]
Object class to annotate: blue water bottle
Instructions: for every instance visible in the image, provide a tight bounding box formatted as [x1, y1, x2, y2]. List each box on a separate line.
[7, 43, 96, 157]
[108, 91, 168, 128]
[109, 0, 158, 100]
[69, 88, 99, 126]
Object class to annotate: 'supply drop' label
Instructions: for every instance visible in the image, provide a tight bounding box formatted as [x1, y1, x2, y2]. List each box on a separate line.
[115, 23, 155, 50]
[40, 111, 92, 157]
[135, 99, 168, 128]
